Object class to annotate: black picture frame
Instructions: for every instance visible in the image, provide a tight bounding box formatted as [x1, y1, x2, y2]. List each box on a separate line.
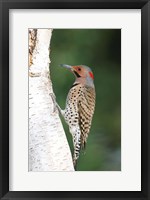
[0, 0, 149, 199]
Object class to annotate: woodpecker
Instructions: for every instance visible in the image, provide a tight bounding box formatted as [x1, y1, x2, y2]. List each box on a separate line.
[52, 64, 95, 169]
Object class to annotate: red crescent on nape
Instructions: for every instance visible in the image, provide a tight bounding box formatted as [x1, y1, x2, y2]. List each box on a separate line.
[89, 71, 94, 79]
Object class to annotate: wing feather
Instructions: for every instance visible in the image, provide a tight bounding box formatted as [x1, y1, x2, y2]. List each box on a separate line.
[78, 86, 95, 150]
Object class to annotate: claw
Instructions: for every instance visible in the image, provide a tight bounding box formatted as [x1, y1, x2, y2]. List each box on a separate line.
[50, 93, 58, 113]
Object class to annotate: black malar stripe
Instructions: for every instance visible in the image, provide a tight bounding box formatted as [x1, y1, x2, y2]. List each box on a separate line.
[74, 71, 81, 78]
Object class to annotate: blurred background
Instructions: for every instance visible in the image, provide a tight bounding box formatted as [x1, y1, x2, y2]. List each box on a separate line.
[50, 29, 121, 171]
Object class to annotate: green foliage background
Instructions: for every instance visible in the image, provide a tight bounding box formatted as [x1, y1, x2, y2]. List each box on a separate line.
[50, 29, 121, 171]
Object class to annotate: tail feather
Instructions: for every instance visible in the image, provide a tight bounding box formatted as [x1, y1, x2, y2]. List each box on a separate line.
[73, 145, 81, 170]
[73, 158, 78, 170]
[81, 141, 86, 150]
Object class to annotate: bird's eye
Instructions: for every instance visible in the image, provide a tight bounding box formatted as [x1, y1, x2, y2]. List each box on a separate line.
[78, 68, 81, 71]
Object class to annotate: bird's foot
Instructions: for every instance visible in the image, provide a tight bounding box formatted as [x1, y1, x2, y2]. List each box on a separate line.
[50, 93, 58, 113]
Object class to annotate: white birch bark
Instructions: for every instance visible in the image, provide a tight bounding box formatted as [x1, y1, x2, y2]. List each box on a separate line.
[29, 29, 74, 171]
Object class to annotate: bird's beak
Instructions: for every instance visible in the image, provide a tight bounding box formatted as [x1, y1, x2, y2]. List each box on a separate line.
[59, 64, 73, 71]
[60, 64, 81, 78]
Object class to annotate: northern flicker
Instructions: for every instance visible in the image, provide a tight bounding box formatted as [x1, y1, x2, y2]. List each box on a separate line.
[52, 64, 96, 169]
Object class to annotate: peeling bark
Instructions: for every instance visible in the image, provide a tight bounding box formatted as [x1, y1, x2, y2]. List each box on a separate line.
[29, 29, 74, 171]
[29, 29, 37, 67]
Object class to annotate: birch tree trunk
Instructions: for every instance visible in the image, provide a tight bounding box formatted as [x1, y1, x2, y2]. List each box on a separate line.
[29, 29, 74, 171]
